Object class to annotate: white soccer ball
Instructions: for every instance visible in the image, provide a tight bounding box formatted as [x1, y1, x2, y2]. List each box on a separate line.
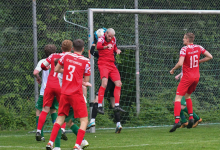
[96, 28, 105, 38]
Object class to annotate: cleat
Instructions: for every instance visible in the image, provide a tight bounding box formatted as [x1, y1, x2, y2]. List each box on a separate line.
[73, 146, 82, 150]
[187, 119, 194, 129]
[169, 122, 181, 132]
[46, 143, 53, 150]
[61, 130, 68, 141]
[41, 137, 45, 142]
[114, 106, 126, 113]
[115, 124, 122, 133]
[97, 107, 104, 115]
[81, 139, 89, 149]
[36, 132, 41, 141]
[87, 122, 95, 130]
[193, 118, 202, 128]
[179, 122, 188, 128]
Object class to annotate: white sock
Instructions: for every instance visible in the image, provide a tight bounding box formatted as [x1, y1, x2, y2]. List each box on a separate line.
[116, 122, 121, 127]
[37, 129, 41, 134]
[98, 104, 102, 107]
[115, 103, 119, 106]
[90, 119, 95, 123]
[61, 128, 65, 132]
[49, 140, 54, 146]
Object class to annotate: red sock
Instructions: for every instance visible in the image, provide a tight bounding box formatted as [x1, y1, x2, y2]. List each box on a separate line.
[37, 111, 48, 130]
[186, 98, 193, 120]
[174, 101, 181, 123]
[75, 129, 85, 145]
[61, 122, 66, 129]
[98, 86, 106, 104]
[49, 123, 61, 142]
[114, 86, 121, 105]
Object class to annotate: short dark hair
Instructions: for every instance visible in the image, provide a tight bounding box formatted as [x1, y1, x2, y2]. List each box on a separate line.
[73, 39, 85, 52]
[185, 32, 195, 43]
[62, 40, 73, 52]
[44, 44, 57, 57]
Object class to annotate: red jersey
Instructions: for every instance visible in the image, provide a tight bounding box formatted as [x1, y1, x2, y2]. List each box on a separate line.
[180, 44, 206, 79]
[58, 53, 91, 95]
[44, 53, 65, 88]
[96, 34, 118, 65]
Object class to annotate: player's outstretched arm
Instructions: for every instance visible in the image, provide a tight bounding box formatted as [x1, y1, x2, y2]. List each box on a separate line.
[170, 56, 185, 75]
[199, 51, 213, 63]
[54, 63, 63, 73]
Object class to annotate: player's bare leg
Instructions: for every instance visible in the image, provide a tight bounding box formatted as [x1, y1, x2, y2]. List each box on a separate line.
[170, 95, 182, 132]
[97, 78, 108, 114]
[46, 116, 65, 150]
[185, 93, 194, 128]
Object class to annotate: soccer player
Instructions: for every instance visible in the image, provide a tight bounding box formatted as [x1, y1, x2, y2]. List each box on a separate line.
[87, 31, 124, 133]
[35, 40, 72, 142]
[96, 28, 124, 114]
[46, 39, 91, 150]
[169, 32, 213, 132]
[33, 44, 59, 142]
[174, 73, 202, 128]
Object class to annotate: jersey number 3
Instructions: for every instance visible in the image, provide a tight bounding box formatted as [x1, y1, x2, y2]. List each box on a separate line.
[190, 55, 198, 68]
[66, 65, 75, 81]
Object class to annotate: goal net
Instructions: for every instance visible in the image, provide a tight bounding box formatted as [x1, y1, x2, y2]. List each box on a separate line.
[42, 9, 220, 132]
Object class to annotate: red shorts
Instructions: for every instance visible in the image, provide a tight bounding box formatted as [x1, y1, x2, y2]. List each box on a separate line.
[98, 63, 120, 82]
[43, 86, 61, 107]
[176, 77, 199, 96]
[58, 93, 88, 118]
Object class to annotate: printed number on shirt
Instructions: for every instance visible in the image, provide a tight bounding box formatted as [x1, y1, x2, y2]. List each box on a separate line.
[190, 55, 198, 68]
[66, 65, 75, 81]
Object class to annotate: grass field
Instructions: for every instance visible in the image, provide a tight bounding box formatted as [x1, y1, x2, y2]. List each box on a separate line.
[0, 124, 219, 150]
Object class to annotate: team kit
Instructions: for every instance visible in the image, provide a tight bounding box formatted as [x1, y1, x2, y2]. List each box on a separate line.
[33, 28, 213, 150]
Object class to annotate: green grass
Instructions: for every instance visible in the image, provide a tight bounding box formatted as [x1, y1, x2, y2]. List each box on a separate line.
[0, 124, 220, 150]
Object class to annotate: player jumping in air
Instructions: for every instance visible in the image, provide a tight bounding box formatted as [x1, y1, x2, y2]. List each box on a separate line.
[169, 32, 213, 132]
[46, 39, 91, 150]
[96, 28, 124, 114]
[174, 73, 202, 128]
[87, 29, 125, 133]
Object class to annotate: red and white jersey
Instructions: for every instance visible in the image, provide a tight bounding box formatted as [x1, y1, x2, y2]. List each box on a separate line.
[180, 44, 206, 79]
[44, 52, 66, 88]
[58, 53, 91, 95]
[96, 34, 118, 64]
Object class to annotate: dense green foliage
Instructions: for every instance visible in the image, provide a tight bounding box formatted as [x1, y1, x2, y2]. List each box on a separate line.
[0, 0, 220, 130]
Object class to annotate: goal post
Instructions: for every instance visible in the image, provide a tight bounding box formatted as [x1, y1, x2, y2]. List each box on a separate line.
[62, 9, 220, 133]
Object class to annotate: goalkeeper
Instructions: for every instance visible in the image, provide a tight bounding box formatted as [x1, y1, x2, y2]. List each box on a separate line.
[87, 28, 125, 133]
[174, 73, 202, 128]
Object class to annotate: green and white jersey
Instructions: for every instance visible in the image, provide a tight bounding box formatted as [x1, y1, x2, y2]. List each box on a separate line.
[57, 73, 63, 87]
[35, 59, 49, 96]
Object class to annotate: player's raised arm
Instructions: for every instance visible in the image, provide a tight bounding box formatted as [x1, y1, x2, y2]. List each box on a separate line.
[199, 50, 213, 63]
